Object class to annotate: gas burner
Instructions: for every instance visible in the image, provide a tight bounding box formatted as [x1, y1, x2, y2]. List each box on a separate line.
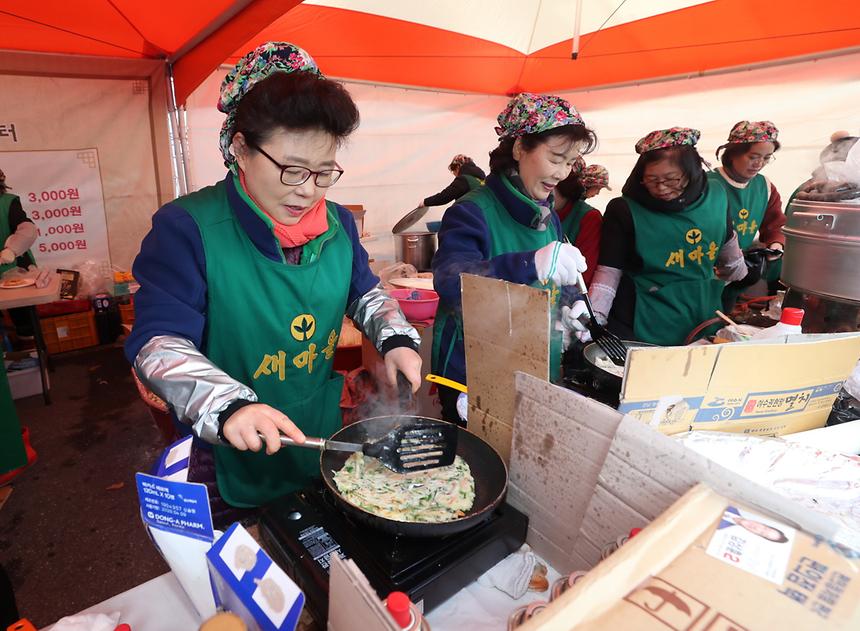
[258, 481, 527, 625]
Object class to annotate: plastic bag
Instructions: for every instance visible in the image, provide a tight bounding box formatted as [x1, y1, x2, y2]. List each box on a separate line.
[828, 389, 860, 427]
[74, 259, 113, 298]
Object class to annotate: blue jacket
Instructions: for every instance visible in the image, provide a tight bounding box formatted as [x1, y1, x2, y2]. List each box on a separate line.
[125, 174, 379, 364]
[431, 173, 566, 384]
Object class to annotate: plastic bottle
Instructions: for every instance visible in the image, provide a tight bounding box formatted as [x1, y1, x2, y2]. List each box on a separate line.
[750, 307, 805, 340]
[385, 591, 431, 630]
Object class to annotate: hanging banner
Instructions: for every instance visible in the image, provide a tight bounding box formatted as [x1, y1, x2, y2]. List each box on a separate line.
[0, 148, 110, 269]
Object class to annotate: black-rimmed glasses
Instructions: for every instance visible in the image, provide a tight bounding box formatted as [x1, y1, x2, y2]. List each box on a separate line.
[249, 141, 344, 187]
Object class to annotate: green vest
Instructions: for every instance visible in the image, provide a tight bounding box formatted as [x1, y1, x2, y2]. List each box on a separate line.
[461, 174, 484, 193]
[625, 184, 728, 346]
[707, 170, 768, 249]
[0, 359, 28, 475]
[560, 199, 593, 244]
[180, 178, 352, 507]
[0, 194, 35, 274]
[433, 175, 563, 383]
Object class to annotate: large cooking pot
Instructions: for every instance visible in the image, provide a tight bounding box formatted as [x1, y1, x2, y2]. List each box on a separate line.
[320, 415, 508, 537]
[394, 231, 437, 271]
[783, 199, 860, 303]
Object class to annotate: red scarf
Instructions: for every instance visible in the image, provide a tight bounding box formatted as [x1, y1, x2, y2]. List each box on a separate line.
[238, 170, 328, 248]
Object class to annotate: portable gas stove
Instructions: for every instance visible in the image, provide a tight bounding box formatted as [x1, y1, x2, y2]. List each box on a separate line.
[560, 345, 621, 408]
[259, 480, 528, 625]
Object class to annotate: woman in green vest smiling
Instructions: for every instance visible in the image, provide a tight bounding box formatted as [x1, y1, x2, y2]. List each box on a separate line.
[565, 128, 748, 347]
[127, 43, 422, 516]
[708, 121, 786, 308]
[553, 158, 604, 286]
[432, 93, 595, 423]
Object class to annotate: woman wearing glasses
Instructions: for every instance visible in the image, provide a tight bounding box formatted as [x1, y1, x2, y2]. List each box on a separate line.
[708, 121, 786, 308]
[126, 43, 421, 515]
[569, 128, 748, 346]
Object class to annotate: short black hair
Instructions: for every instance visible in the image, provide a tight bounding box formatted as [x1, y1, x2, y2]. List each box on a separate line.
[233, 71, 359, 148]
[488, 125, 598, 175]
[634, 145, 703, 181]
[717, 140, 781, 169]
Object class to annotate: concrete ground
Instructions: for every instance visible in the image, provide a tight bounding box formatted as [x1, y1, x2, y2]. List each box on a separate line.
[0, 344, 169, 627]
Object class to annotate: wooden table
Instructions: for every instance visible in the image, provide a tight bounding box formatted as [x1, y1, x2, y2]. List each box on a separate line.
[0, 273, 61, 404]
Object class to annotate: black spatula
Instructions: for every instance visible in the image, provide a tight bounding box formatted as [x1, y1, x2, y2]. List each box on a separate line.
[260, 421, 459, 473]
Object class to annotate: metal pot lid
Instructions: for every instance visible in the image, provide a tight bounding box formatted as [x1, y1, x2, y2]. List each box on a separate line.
[392, 205, 429, 234]
[785, 199, 860, 240]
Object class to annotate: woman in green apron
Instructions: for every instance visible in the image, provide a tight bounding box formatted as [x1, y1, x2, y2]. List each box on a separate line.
[708, 121, 786, 309]
[432, 93, 596, 423]
[420, 154, 486, 208]
[553, 158, 604, 286]
[126, 43, 422, 518]
[563, 128, 749, 347]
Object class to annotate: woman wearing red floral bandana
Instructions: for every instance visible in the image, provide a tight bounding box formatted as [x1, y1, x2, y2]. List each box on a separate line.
[553, 157, 602, 286]
[563, 128, 748, 346]
[709, 121, 786, 309]
[127, 43, 422, 517]
[432, 93, 597, 422]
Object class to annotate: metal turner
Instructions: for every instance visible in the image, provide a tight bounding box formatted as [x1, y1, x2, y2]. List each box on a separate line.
[260, 421, 458, 474]
[575, 273, 628, 367]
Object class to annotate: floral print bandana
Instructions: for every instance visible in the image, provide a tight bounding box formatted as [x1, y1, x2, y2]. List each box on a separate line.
[635, 127, 701, 154]
[580, 164, 611, 190]
[726, 120, 779, 144]
[571, 156, 586, 177]
[218, 42, 321, 167]
[495, 92, 585, 139]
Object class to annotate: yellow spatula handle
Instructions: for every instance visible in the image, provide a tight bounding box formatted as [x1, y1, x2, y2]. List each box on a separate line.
[425, 373, 468, 393]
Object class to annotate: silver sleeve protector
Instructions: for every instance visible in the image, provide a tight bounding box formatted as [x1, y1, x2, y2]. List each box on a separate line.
[133, 335, 258, 445]
[347, 283, 421, 353]
[716, 232, 748, 283]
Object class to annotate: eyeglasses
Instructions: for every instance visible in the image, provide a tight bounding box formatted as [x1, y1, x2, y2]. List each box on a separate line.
[641, 176, 685, 189]
[248, 141, 344, 187]
[747, 154, 775, 165]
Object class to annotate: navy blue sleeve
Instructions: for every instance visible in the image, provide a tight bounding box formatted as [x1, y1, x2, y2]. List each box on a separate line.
[335, 205, 379, 305]
[124, 204, 208, 363]
[431, 201, 538, 309]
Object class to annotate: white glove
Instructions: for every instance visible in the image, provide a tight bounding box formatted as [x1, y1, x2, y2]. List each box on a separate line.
[0, 248, 15, 265]
[560, 302, 592, 345]
[534, 242, 587, 287]
[456, 392, 469, 422]
[477, 544, 537, 599]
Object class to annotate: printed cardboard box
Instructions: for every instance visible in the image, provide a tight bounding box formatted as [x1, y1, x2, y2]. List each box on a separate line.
[520, 485, 860, 630]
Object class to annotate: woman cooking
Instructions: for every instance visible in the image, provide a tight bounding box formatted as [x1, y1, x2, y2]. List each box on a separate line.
[564, 128, 748, 347]
[126, 43, 422, 517]
[432, 93, 596, 423]
[708, 121, 786, 307]
[580, 164, 612, 201]
[420, 154, 486, 208]
[553, 158, 602, 286]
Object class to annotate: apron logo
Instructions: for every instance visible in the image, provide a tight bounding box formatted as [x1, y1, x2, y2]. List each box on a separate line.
[738, 208, 750, 220]
[290, 314, 316, 341]
[685, 229, 702, 244]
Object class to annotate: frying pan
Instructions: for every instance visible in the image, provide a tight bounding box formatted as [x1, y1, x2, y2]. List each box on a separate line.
[582, 340, 656, 391]
[319, 415, 508, 537]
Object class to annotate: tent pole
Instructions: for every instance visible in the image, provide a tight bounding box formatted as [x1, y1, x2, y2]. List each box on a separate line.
[571, 0, 583, 60]
[166, 62, 191, 198]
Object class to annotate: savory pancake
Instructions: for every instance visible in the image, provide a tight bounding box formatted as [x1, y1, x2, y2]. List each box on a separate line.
[332, 452, 475, 522]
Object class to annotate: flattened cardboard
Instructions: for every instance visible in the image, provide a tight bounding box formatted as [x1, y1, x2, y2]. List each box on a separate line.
[507, 372, 840, 574]
[461, 274, 551, 462]
[327, 555, 399, 631]
[520, 485, 860, 630]
[619, 334, 860, 436]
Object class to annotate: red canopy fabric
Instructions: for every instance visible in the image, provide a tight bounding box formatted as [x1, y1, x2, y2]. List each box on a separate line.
[2, 0, 858, 104]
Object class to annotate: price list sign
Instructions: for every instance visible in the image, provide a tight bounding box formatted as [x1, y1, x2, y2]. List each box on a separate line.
[0, 149, 110, 268]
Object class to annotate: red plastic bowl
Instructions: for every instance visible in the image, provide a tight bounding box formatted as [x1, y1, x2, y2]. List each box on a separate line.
[389, 288, 439, 321]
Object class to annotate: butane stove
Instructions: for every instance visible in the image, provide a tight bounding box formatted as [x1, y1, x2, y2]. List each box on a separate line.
[259, 481, 528, 625]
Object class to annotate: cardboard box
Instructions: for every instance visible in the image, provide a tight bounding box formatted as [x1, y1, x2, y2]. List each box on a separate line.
[520, 485, 860, 630]
[505, 371, 842, 576]
[618, 334, 860, 436]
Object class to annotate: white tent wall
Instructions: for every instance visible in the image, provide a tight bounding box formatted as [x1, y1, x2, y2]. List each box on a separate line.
[184, 51, 860, 263]
[0, 52, 173, 271]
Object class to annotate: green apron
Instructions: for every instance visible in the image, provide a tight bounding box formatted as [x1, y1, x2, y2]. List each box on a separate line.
[0, 359, 28, 475]
[560, 199, 593, 244]
[461, 174, 484, 193]
[433, 175, 563, 383]
[0, 194, 35, 275]
[181, 178, 351, 507]
[626, 185, 728, 346]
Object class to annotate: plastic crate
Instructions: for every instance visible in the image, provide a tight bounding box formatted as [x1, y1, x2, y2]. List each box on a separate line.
[39, 309, 99, 354]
